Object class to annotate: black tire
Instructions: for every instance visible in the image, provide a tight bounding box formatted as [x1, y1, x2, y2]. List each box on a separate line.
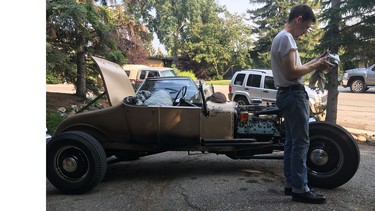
[234, 96, 249, 105]
[307, 122, 360, 189]
[47, 131, 107, 194]
[350, 79, 366, 93]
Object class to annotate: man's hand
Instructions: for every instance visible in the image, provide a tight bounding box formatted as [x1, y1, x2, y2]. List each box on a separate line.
[316, 56, 335, 71]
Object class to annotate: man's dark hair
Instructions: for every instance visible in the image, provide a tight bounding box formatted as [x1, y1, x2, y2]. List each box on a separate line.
[288, 4, 316, 23]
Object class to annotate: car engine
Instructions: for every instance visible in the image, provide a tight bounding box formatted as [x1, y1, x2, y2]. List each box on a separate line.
[235, 105, 282, 142]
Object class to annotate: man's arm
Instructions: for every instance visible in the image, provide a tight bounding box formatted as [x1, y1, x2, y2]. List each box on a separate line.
[282, 50, 331, 81]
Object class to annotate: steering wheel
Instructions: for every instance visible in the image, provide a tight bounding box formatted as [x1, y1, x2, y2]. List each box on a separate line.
[173, 86, 187, 105]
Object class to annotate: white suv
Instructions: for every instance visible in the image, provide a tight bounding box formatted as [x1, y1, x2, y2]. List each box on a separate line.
[228, 69, 328, 119]
[228, 69, 277, 105]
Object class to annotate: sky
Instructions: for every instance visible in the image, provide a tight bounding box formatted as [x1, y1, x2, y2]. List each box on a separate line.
[216, 0, 252, 14]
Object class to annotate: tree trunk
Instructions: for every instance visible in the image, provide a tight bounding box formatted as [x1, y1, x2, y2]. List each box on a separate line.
[325, 0, 340, 123]
[172, 34, 179, 66]
[76, 51, 86, 99]
[326, 66, 339, 123]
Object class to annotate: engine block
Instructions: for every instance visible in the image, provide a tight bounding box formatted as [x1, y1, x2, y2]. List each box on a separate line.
[237, 115, 281, 141]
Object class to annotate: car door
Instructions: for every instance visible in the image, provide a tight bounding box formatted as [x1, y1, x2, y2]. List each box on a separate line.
[158, 107, 201, 146]
[245, 74, 262, 100]
[125, 105, 158, 144]
[262, 76, 277, 102]
[366, 65, 375, 85]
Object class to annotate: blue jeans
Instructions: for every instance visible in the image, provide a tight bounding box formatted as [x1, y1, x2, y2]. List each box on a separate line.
[276, 89, 310, 193]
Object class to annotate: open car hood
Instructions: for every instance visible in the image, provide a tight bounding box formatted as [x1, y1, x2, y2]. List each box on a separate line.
[92, 56, 135, 106]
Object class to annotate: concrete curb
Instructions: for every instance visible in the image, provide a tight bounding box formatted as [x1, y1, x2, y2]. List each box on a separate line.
[344, 127, 375, 145]
[344, 127, 375, 136]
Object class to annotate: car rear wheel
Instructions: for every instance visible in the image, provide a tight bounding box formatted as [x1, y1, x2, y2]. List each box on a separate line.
[234, 96, 249, 105]
[47, 131, 107, 194]
[350, 79, 366, 93]
[307, 122, 360, 189]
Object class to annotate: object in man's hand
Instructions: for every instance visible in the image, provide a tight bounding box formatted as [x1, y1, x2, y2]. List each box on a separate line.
[309, 53, 340, 91]
[309, 70, 326, 91]
[327, 53, 340, 67]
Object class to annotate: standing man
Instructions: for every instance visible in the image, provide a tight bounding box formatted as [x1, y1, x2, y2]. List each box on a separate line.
[270, 4, 333, 204]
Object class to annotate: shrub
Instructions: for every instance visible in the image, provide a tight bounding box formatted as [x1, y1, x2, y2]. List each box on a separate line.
[46, 111, 65, 134]
[214, 75, 223, 80]
[177, 70, 197, 80]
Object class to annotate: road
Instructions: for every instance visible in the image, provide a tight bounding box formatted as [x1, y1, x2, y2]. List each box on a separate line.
[47, 144, 374, 210]
[336, 87, 375, 132]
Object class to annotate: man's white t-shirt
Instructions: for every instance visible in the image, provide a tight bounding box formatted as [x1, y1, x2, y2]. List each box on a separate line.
[271, 30, 303, 87]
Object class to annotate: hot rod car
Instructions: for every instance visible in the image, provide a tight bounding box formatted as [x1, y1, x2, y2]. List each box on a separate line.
[47, 56, 360, 194]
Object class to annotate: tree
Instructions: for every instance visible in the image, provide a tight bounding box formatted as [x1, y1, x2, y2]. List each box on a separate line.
[149, 0, 202, 65]
[111, 3, 153, 64]
[247, 0, 322, 68]
[96, 0, 154, 63]
[182, 5, 253, 79]
[47, 0, 119, 97]
[319, 0, 375, 122]
[47, 0, 150, 98]
[337, 0, 375, 67]
[126, 0, 253, 79]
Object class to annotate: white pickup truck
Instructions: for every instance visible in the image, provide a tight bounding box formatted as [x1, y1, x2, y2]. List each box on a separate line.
[341, 64, 375, 93]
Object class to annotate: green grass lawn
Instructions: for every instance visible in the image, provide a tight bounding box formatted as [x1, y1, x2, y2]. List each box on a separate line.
[205, 80, 230, 85]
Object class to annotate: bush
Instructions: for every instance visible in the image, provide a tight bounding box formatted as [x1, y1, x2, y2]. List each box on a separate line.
[46, 74, 60, 84]
[214, 75, 223, 80]
[177, 70, 197, 80]
[46, 70, 62, 84]
[46, 111, 65, 134]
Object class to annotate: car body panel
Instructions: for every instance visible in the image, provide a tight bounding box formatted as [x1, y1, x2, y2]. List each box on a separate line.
[92, 56, 135, 106]
[55, 102, 203, 147]
[201, 101, 236, 139]
[54, 99, 236, 149]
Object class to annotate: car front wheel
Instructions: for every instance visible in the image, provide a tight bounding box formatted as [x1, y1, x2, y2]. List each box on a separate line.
[350, 79, 366, 93]
[47, 131, 107, 194]
[234, 96, 249, 105]
[307, 122, 360, 189]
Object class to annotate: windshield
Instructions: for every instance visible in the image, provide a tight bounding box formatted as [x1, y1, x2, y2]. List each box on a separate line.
[138, 78, 202, 103]
[160, 70, 177, 77]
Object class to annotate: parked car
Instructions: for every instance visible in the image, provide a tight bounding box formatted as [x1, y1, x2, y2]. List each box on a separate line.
[228, 69, 327, 119]
[341, 64, 375, 93]
[46, 56, 359, 194]
[122, 64, 177, 89]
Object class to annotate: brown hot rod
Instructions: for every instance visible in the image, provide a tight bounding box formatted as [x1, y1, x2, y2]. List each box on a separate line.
[47, 56, 360, 194]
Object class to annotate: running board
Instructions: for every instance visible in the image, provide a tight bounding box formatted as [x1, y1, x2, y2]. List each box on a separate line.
[202, 139, 272, 147]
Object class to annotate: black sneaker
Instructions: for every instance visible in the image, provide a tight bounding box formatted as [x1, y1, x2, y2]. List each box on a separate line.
[285, 188, 319, 196]
[285, 188, 292, 196]
[292, 190, 326, 204]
